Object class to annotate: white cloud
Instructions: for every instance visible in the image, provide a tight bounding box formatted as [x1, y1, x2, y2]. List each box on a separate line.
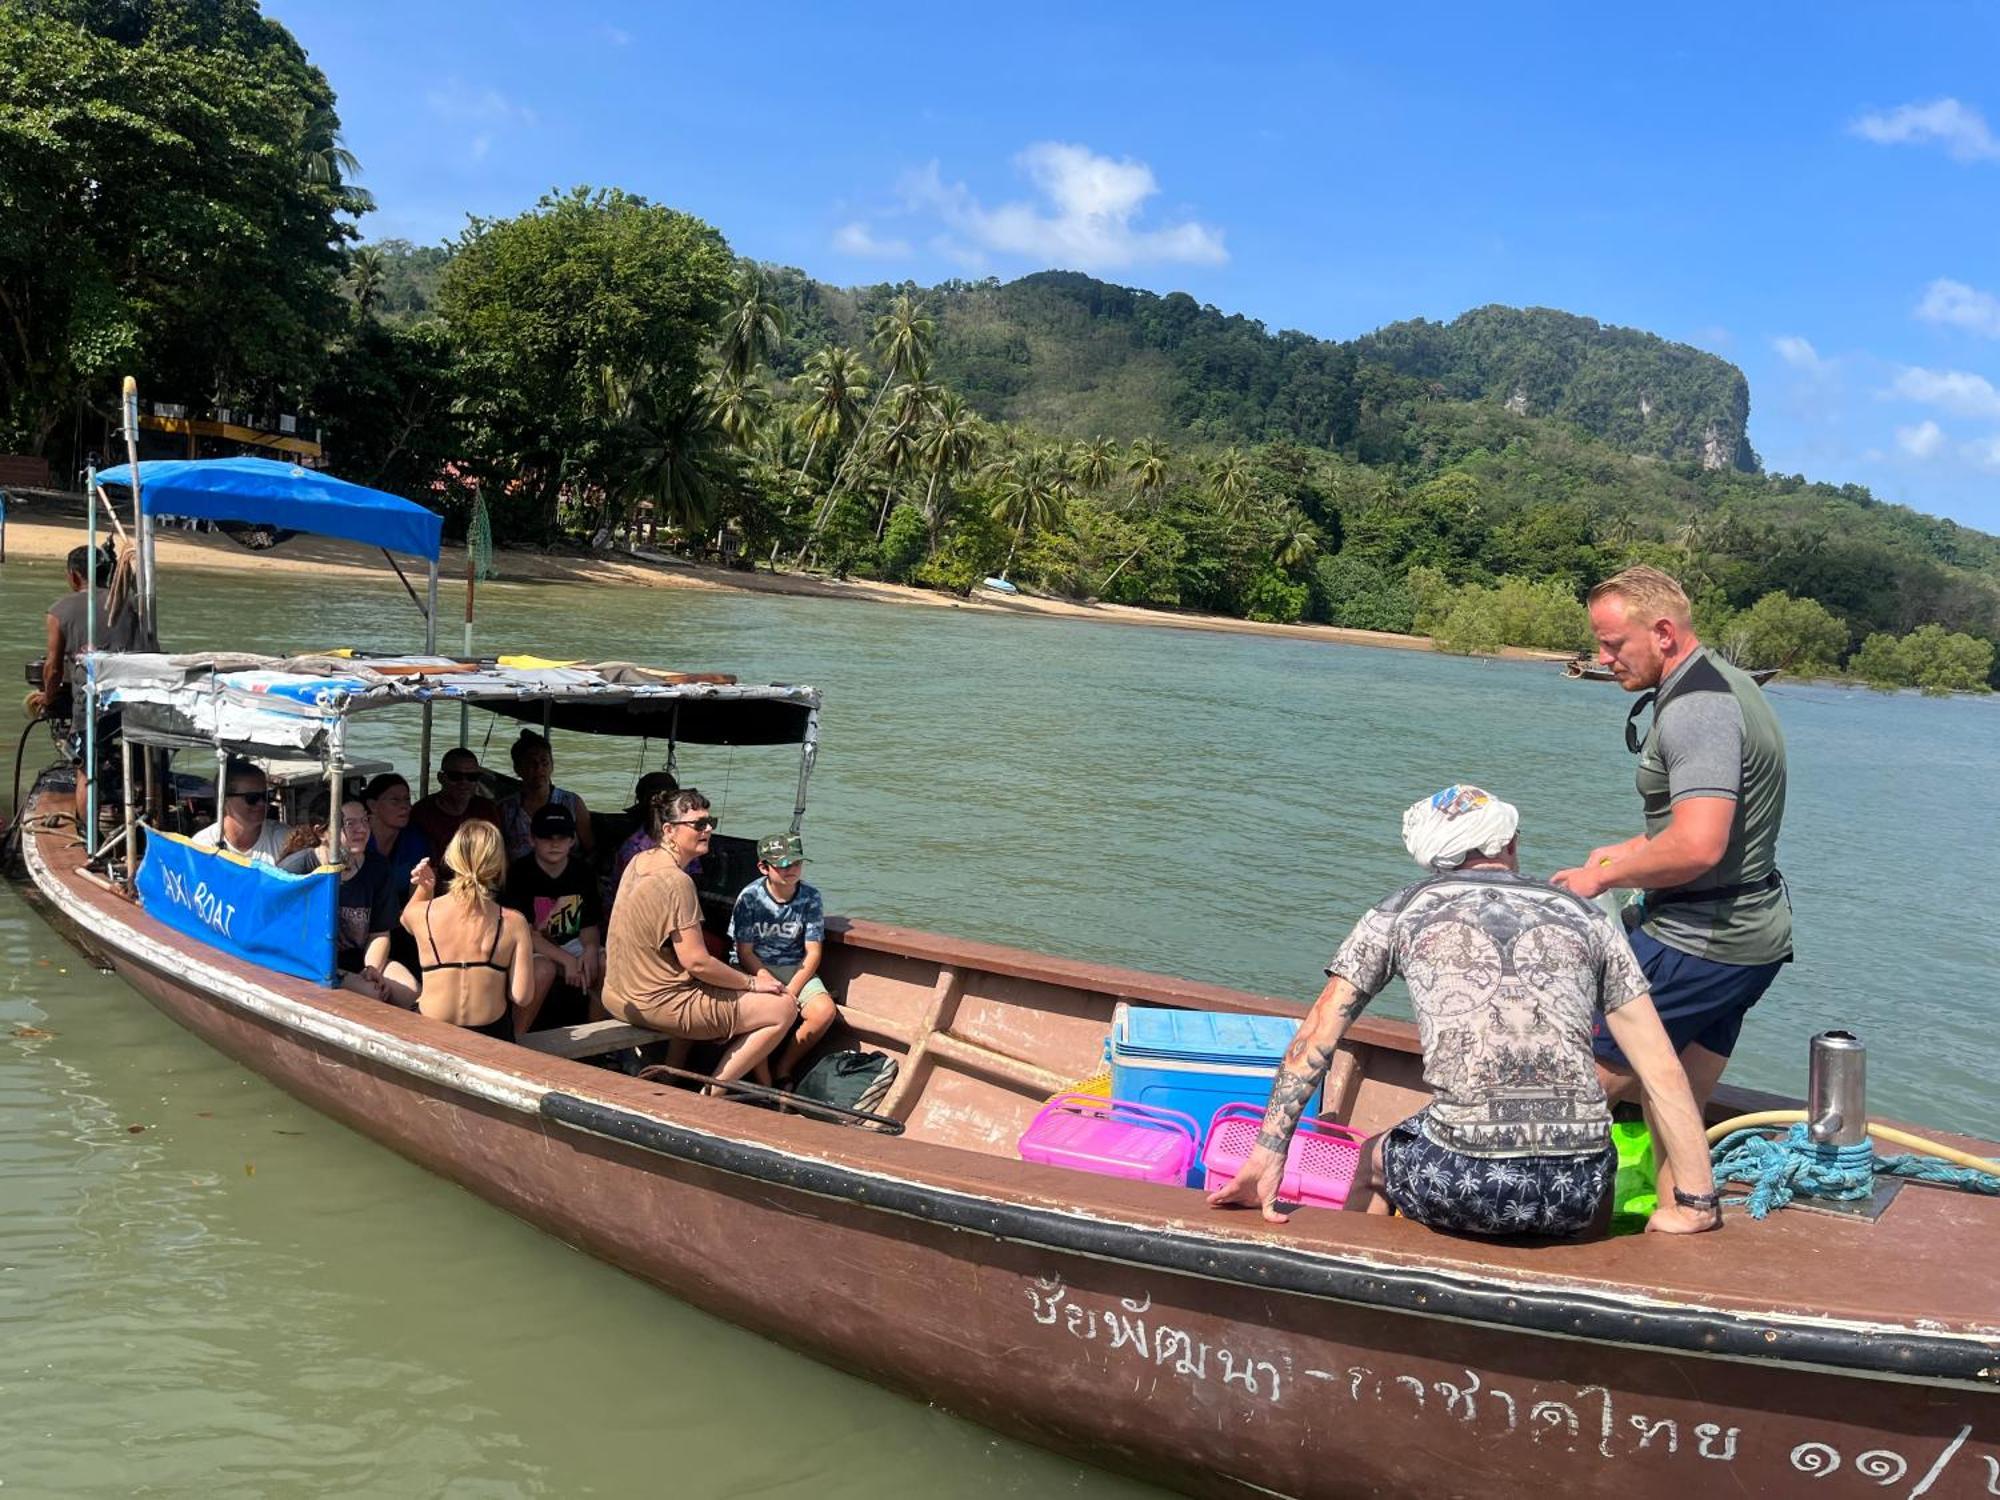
[1896, 419, 1946, 458]
[1849, 98, 2000, 162]
[425, 80, 538, 129]
[1886, 365, 2000, 419]
[900, 143, 1226, 271]
[1962, 435, 2000, 470]
[831, 221, 912, 259]
[1773, 335, 1828, 373]
[1916, 277, 2000, 337]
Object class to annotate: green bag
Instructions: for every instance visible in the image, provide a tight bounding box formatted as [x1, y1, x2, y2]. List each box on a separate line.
[793, 1049, 898, 1124]
[1609, 1119, 1657, 1235]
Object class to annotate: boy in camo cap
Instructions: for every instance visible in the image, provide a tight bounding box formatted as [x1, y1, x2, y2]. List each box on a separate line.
[729, 832, 837, 1086]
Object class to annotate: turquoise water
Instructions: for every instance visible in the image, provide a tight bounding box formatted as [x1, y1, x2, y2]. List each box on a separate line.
[2, 553, 1994, 1494]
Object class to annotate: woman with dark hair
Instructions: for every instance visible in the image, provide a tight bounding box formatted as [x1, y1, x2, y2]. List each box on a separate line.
[497, 729, 593, 862]
[362, 771, 433, 889]
[607, 769, 679, 909]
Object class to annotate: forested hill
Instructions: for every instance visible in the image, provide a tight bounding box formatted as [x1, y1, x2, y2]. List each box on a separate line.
[760, 269, 1755, 470]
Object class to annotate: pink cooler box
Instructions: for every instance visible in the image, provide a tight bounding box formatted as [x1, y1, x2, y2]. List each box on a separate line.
[1200, 1104, 1367, 1209]
[1018, 1093, 1200, 1185]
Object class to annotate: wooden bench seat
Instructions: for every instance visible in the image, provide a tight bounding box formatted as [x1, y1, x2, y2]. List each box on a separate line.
[518, 1019, 658, 1059]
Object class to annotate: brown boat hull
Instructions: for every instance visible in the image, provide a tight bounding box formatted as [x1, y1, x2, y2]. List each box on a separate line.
[86, 941, 1995, 1499]
[18, 802, 1999, 1499]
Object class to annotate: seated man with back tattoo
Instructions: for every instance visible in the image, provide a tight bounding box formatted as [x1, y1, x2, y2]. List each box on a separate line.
[1209, 786, 1722, 1239]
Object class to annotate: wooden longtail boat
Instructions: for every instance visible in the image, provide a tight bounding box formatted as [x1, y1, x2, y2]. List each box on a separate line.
[16, 760, 2000, 1498]
[12, 459, 1999, 1498]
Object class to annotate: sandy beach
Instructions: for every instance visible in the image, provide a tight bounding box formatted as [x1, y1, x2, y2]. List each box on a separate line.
[0, 487, 1568, 663]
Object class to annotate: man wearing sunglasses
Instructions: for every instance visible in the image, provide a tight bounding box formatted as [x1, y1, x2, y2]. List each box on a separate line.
[193, 759, 298, 865]
[412, 746, 501, 854]
[604, 787, 792, 1090]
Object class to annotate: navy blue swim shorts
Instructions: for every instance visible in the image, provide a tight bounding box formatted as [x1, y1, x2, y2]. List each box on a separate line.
[1380, 1111, 1614, 1239]
[1592, 923, 1784, 1068]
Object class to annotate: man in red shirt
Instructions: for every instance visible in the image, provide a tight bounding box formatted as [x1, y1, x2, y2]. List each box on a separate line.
[411, 746, 501, 853]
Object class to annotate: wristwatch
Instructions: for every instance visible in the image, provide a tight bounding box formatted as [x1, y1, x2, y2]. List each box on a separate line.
[1673, 1187, 1723, 1212]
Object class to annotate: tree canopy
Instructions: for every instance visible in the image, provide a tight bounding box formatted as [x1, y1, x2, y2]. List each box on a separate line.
[0, 0, 358, 449]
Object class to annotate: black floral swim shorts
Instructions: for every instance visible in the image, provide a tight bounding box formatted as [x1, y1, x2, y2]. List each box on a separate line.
[1380, 1110, 1615, 1238]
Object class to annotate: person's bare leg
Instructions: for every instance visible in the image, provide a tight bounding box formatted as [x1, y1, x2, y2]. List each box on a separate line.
[773, 997, 838, 1082]
[1646, 1042, 1731, 1207]
[1343, 1134, 1393, 1215]
[514, 957, 555, 1037]
[708, 992, 797, 1088]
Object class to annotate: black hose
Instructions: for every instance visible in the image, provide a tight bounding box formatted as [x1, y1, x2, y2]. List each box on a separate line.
[8, 715, 40, 828]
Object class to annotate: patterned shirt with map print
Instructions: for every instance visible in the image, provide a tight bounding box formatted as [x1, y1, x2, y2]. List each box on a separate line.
[1327, 868, 1649, 1157]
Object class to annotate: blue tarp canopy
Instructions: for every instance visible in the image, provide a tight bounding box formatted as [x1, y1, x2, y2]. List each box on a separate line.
[94, 457, 443, 562]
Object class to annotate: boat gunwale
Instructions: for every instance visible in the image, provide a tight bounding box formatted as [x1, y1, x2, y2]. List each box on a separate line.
[17, 804, 2000, 1390]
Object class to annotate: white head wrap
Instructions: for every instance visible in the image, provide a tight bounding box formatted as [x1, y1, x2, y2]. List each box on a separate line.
[1401, 785, 1520, 870]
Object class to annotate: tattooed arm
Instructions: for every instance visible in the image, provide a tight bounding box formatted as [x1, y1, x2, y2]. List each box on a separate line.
[1206, 974, 1372, 1224]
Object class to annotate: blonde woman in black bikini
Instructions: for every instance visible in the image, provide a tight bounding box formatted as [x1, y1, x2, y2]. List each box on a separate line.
[401, 819, 534, 1041]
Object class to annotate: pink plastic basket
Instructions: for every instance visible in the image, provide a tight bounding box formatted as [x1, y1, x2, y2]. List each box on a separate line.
[1200, 1104, 1367, 1209]
[1018, 1093, 1200, 1185]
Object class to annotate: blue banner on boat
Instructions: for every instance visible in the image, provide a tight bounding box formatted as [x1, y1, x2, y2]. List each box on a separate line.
[135, 830, 338, 985]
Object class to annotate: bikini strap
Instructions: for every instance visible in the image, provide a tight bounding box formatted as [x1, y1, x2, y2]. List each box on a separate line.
[422, 899, 440, 967]
[486, 908, 505, 964]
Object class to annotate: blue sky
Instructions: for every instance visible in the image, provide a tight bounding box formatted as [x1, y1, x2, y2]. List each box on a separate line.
[275, 2, 2000, 532]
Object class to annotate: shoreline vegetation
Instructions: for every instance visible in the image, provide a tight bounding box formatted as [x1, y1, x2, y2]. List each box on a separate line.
[4, 4, 1994, 695]
[0, 489, 1563, 662]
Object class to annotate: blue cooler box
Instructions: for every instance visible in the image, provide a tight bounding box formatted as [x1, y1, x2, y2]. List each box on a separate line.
[1110, 1004, 1320, 1181]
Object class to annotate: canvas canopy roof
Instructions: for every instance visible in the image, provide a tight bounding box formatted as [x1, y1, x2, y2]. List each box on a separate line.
[94, 457, 443, 562]
[87, 652, 820, 758]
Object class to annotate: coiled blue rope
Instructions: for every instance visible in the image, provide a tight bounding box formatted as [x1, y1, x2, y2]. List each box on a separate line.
[1710, 1123, 2000, 1220]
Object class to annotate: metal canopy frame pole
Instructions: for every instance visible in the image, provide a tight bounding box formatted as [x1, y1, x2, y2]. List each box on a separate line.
[418, 558, 439, 792]
[791, 707, 819, 835]
[119, 737, 137, 885]
[323, 722, 345, 869]
[121, 377, 151, 643]
[82, 467, 98, 854]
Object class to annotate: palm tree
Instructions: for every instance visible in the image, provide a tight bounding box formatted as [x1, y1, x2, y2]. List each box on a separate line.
[346, 246, 385, 319]
[872, 292, 936, 387]
[869, 377, 941, 535]
[601, 365, 734, 537]
[1071, 436, 1118, 494]
[806, 294, 935, 556]
[918, 392, 981, 549]
[298, 105, 375, 215]
[792, 346, 870, 479]
[1208, 446, 1254, 518]
[1124, 437, 1171, 509]
[987, 446, 1072, 582]
[1269, 507, 1319, 572]
[717, 266, 787, 383]
[705, 370, 771, 453]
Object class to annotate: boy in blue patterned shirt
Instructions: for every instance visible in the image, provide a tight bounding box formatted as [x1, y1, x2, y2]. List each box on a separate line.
[729, 832, 837, 1085]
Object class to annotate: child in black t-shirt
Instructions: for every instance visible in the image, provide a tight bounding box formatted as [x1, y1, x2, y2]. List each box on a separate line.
[500, 803, 604, 1031]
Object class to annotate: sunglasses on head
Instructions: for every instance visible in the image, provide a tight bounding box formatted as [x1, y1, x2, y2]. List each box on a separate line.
[671, 815, 719, 831]
[228, 789, 268, 805]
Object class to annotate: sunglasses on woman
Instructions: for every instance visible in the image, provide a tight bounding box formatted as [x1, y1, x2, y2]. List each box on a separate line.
[670, 815, 719, 832]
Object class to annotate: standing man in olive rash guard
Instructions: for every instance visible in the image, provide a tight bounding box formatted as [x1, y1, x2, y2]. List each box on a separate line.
[1552, 565, 1791, 1208]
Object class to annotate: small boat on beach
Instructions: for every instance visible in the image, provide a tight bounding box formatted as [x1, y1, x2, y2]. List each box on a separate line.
[9, 459, 1999, 1499]
[1564, 657, 1779, 686]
